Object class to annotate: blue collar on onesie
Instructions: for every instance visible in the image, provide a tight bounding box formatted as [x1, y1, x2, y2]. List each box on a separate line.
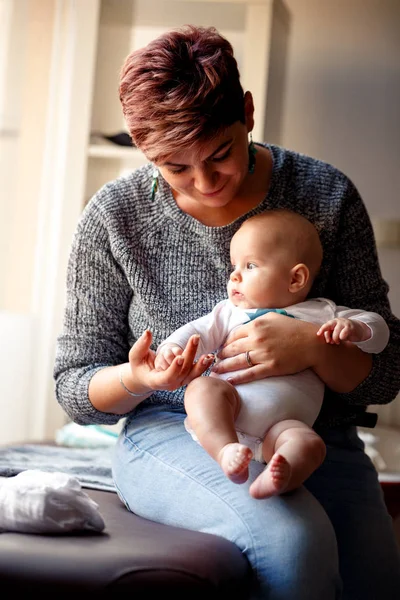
[245, 308, 295, 321]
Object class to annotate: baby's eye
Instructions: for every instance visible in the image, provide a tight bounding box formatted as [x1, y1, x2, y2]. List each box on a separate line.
[247, 262, 257, 270]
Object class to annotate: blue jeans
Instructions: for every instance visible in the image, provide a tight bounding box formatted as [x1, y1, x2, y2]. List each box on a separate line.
[112, 404, 400, 599]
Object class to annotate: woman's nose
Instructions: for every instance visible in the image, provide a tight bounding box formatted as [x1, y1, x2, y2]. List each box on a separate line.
[193, 165, 217, 193]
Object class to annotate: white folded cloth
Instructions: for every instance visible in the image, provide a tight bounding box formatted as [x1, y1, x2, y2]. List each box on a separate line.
[0, 470, 105, 534]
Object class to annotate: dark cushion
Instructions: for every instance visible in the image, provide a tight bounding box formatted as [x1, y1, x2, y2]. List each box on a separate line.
[0, 488, 253, 598]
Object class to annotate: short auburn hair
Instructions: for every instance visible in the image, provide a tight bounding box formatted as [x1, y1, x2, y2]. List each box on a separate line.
[119, 25, 245, 163]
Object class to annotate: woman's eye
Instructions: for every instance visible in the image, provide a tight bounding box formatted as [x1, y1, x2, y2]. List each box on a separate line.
[169, 166, 187, 175]
[212, 148, 232, 163]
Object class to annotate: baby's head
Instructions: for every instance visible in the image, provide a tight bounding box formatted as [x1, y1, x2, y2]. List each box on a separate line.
[227, 210, 323, 309]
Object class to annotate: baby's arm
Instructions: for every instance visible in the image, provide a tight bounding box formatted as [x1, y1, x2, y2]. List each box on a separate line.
[155, 319, 211, 372]
[155, 300, 230, 371]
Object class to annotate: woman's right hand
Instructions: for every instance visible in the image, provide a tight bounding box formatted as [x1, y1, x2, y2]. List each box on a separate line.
[126, 330, 213, 394]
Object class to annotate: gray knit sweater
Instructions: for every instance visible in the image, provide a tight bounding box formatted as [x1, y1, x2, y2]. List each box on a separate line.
[54, 144, 400, 429]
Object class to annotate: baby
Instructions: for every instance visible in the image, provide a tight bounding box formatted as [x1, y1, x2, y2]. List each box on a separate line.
[155, 210, 389, 499]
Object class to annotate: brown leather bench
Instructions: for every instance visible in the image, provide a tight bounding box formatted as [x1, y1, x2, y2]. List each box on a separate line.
[0, 487, 253, 598]
[1, 433, 398, 596]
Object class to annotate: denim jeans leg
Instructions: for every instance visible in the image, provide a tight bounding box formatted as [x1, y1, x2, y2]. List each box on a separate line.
[112, 405, 341, 600]
[306, 426, 400, 600]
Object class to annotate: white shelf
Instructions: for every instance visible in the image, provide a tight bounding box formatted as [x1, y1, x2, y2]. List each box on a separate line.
[85, 0, 289, 192]
[88, 142, 145, 161]
[165, 0, 271, 3]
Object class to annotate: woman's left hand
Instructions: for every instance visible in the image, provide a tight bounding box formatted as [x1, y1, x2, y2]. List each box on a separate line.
[128, 330, 213, 393]
[212, 312, 321, 385]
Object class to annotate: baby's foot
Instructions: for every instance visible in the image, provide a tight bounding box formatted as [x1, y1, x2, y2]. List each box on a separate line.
[218, 443, 253, 484]
[249, 453, 291, 499]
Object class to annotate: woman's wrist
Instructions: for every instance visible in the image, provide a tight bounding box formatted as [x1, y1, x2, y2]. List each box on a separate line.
[89, 364, 152, 415]
[306, 322, 331, 369]
[309, 326, 373, 393]
[119, 363, 153, 397]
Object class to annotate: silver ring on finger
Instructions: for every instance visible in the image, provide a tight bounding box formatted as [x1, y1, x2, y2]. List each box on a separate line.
[245, 350, 254, 368]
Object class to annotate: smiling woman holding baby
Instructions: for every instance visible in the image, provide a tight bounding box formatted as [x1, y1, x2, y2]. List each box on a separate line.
[54, 25, 400, 599]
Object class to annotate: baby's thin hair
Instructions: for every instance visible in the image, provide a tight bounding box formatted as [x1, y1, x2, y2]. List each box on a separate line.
[242, 210, 323, 279]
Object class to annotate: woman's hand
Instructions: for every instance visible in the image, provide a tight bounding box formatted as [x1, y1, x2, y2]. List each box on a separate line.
[127, 330, 213, 393]
[212, 312, 321, 385]
[212, 312, 372, 393]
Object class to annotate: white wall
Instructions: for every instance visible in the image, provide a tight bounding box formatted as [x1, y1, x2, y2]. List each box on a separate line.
[280, 0, 400, 424]
[0, 312, 35, 444]
[0, 0, 27, 308]
[0, 0, 100, 444]
[281, 0, 400, 218]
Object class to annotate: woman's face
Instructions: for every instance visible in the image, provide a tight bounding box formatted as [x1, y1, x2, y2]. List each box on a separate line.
[156, 121, 251, 209]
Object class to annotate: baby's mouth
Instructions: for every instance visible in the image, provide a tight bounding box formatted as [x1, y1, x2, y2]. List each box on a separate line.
[231, 290, 245, 300]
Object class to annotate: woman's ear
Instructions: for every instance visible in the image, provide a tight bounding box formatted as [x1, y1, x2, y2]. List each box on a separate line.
[244, 91, 255, 131]
[289, 263, 310, 293]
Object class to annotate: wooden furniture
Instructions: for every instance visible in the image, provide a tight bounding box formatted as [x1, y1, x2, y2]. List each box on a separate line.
[0, 0, 290, 441]
[85, 0, 290, 204]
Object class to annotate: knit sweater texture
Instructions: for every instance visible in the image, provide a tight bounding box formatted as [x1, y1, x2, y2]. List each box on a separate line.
[54, 143, 400, 429]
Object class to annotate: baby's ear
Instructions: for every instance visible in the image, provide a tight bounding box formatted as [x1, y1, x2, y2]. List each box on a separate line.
[289, 263, 309, 292]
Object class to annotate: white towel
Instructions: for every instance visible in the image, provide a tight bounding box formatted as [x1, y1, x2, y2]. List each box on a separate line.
[0, 470, 105, 534]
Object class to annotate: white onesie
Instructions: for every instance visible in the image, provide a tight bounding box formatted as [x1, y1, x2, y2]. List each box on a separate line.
[158, 298, 389, 461]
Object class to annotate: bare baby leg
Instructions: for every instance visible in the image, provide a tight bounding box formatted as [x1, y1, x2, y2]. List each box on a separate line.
[249, 420, 326, 499]
[184, 377, 253, 484]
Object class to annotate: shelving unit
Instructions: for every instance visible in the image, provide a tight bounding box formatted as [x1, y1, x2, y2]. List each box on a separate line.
[0, 0, 290, 440]
[88, 136, 140, 160]
[84, 0, 290, 201]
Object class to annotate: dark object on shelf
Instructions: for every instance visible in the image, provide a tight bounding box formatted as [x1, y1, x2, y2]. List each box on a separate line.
[381, 480, 400, 520]
[356, 411, 378, 428]
[103, 132, 134, 147]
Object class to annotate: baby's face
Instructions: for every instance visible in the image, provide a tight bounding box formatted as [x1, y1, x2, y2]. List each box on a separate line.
[227, 223, 295, 309]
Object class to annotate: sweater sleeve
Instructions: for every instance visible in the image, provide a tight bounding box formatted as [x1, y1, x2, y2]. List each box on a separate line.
[329, 178, 400, 406]
[53, 198, 133, 425]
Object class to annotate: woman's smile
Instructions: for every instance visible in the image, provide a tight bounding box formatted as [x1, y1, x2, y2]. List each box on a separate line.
[201, 182, 227, 197]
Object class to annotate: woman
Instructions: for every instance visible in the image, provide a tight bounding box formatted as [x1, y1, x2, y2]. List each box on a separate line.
[54, 25, 400, 599]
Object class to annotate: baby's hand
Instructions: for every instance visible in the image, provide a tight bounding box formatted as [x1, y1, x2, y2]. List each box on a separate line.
[317, 317, 370, 344]
[155, 344, 184, 371]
